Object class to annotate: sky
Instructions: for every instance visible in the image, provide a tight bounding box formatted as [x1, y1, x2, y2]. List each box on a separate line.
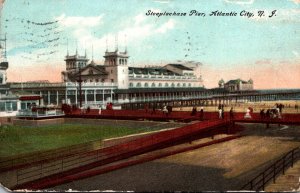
[0, 0, 299, 89]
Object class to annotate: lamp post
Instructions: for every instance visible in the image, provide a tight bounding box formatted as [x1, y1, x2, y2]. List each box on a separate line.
[77, 67, 83, 108]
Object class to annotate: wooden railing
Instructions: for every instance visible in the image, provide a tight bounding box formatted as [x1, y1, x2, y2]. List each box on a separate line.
[241, 147, 300, 191]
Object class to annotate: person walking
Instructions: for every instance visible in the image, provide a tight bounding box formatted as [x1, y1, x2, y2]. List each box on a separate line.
[199, 107, 204, 121]
[163, 105, 168, 116]
[260, 109, 265, 120]
[229, 107, 234, 120]
[218, 108, 223, 119]
[151, 105, 156, 115]
[244, 108, 252, 119]
[98, 105, 102, 115]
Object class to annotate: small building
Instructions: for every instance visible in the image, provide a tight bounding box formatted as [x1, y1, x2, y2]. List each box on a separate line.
[220, 78, 253, 92]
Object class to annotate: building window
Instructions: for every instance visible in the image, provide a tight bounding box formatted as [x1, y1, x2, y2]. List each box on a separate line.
[129, 83, 134, 87]
[183, 83, 186, 87]
[151, 83, 155, 87]
[111, 79, 114, 83]
[177, 83, 181, 87]
[137, 83, 141, 87]
[188, 83, 191, 87]
[144, 83, 149, 87]
[158, 83, 162, 87]
[96, 79, 99, 82]
[165, 83, 169, 87]
[102, 79, 105, 82]
[171, 83, 175, 87]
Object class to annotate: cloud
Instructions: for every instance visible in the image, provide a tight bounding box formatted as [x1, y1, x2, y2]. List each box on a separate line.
[292, 50, 299, 57]
[255, 59, 272, 65]
[224, 0, 254, 5]
[134, 13, 147, 25]
[290, 0, 300, 4]
[57, 14, 104, 28]
[71, 17, 176, 57]
[154, 0, 170, 4]
[0, 0, 4, 10]
[155, 19, 175, 33]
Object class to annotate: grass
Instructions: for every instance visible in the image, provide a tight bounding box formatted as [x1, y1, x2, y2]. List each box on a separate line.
[0, 123, 162, 158]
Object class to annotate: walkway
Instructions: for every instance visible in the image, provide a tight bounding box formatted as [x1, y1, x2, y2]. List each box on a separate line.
[68, 109, 300, 125]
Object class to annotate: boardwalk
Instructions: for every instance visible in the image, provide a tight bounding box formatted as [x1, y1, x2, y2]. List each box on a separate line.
[67, 109, 300, 125]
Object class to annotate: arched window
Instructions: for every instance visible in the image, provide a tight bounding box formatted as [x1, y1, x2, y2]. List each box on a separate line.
[165, 83, 169, 87]
[171, 83, 175, 87]
[151, 83, 155, 87]
[129, 83, 134, 87]
[183, 83, 186, 87]
[188, 83, 192, 87]
[119, 59, 122, 65]
[144, 83, 149, 87]
[136, 83, 141, 87]
[158, 83, 162, 87]
[177, 83, 181, 87]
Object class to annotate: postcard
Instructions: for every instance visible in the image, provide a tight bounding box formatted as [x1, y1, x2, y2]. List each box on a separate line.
[0, 0, 299, 192]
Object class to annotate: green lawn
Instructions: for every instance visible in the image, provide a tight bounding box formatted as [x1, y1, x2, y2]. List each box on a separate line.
[0, 123, 160, 158]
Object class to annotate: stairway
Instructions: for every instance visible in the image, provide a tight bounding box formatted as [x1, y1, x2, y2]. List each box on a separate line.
[265, 160, 300, 192]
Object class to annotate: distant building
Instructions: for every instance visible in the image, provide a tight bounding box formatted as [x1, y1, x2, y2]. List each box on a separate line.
[220, 78, 253, 92]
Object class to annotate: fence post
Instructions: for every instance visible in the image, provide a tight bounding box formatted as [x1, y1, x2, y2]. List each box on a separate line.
[282, 158, 285, 175]
[292, 150, 294, 168]
[262, 172, 265, 191]
[273, 164, 276, 183]
[16, 169, 19, 185]
[40, 163, 43, 178]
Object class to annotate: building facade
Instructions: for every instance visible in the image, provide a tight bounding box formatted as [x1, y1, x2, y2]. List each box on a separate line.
[62, 48, 203, 90]
[219, 79, 254, 92]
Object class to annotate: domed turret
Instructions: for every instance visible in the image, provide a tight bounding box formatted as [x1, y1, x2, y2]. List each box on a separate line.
[218, 79, 225, 88]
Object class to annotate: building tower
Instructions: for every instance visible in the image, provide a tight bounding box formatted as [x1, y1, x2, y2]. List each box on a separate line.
[64, 49, 89, 73]
[103, 44, 129, 89]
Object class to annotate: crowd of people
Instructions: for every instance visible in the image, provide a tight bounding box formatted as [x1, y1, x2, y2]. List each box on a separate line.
[62, 101, 295, 122]
[259, 103, 284, 120]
